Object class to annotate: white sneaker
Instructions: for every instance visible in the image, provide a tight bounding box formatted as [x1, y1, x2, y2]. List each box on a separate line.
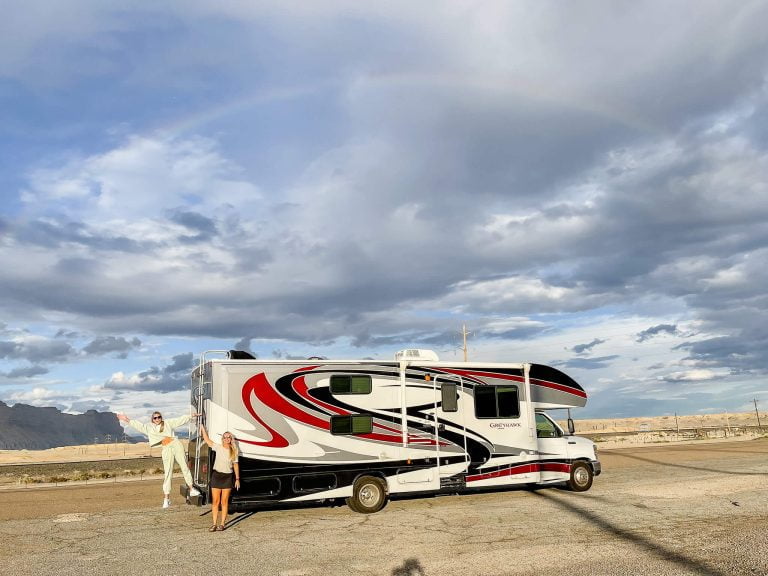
[162, 497, 171, 509]
[188, 487, 201, 497]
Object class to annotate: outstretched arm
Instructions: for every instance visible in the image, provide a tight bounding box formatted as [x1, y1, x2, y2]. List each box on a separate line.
[199, 424, 215, 448]
[117, 414, 151, 436]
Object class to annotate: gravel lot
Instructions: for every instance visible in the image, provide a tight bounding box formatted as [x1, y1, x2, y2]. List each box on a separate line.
[1, 438, 767, 576]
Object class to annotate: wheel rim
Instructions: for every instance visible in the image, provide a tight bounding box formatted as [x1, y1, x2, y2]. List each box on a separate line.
[574, 466, 589, 487]
[359, 483, 381, 507]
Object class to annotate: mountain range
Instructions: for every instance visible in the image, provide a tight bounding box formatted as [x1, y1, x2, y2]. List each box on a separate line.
[0, 401, 124, 450]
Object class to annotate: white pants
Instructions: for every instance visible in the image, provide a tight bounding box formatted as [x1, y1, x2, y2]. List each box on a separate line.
[161, 439, 194, 495]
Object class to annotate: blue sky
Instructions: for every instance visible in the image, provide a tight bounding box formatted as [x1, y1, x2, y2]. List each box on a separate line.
[1, 1, 768, 420]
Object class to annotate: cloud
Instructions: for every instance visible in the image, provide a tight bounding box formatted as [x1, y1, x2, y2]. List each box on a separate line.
[636, 324, 680, 343]
[82, 336, 142, 358]
[104, 352, 193, 393]
[562, 355, 620, 370]
[0, 332, 74, 364]
[2, 365, 49, 379]
[662, 369, 719, 383]
[572, 338, 606, 355]
[7, 386, 64, 406]
[2, 3, 768, 418]
[69, 399, 112, 413]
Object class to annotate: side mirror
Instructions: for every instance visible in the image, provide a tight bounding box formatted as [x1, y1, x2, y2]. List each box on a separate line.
[567, 418, 575, 435]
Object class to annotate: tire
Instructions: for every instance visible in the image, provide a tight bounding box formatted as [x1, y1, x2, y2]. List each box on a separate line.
[567, 461, 593, 492]
[348, 475, 387, 514]
[345, 496, 362, 513]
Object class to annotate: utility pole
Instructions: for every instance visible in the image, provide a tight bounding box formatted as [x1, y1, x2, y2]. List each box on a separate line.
[754, 399, 762, 429]
[461, 324, 471, 362]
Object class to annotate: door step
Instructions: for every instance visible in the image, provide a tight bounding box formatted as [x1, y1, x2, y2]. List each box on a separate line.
[440, 474, 466, 490]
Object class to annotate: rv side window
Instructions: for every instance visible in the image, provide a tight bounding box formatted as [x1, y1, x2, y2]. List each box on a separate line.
[474, 385, 520, 419]
[330, 414, 373, 435]
[441, 383, 458, 412]
[330, 374, 372, 394]
[535, 413, 561, 438]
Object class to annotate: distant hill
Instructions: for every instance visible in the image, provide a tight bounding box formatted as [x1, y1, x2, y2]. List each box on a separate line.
[0, 401, 124, 450]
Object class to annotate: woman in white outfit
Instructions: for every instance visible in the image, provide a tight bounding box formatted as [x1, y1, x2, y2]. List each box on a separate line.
[199, 424, 240, 531]
[117, 411, 201, 508]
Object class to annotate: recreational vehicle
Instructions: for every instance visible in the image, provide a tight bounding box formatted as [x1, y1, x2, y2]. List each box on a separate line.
[182, 349, 601, 513]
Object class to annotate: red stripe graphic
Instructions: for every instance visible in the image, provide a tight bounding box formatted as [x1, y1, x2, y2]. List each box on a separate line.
[242, 371, 450, 447]
[466, 461, 571, 482]
[239, 373, 296, 447]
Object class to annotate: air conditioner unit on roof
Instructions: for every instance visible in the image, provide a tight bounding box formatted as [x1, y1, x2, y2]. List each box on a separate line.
[394, 349, 439, 361]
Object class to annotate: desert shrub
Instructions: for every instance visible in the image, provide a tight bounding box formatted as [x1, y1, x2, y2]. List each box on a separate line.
[47, 476, 69, 483]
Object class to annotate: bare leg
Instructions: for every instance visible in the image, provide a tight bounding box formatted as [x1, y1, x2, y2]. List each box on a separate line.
[211, 488, 222, 527]
[220, 488, 232, 526]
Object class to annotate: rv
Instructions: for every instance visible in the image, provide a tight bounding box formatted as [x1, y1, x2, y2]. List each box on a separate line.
[183, 349, 601, 513]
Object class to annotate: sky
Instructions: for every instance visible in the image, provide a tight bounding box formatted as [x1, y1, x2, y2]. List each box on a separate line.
[1, 1, 768, 421]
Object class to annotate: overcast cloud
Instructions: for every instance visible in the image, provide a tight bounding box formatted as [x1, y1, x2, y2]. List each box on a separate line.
[1, 1, 768, 419]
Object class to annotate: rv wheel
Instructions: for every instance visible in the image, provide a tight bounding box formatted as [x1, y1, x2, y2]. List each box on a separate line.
[350, 476, 387, 513]
[567, 461, 593, 492]
[345, 497, 362, 513]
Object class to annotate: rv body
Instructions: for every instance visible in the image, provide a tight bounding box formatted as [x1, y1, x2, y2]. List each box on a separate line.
[184, 349, 601, 513]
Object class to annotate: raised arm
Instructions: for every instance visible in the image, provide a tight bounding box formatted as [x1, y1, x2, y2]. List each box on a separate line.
[199, 424, 215, 448]
[117, 413, 151, 436]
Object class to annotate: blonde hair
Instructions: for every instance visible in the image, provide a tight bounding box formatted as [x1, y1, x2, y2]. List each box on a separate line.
[152, 412, 164, 432]
[223, 431, 238, 462]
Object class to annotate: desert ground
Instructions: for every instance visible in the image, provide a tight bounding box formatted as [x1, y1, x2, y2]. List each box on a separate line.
[572, 410, 766, 433]
[0, 437, 767, 576]
[1, 412, 764, 468]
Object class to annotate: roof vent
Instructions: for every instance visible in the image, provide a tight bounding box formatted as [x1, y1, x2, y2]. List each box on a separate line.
[394, 349, 439, 362]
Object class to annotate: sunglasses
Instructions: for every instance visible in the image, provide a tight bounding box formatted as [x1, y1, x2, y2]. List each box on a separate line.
[222, 435, 233, 440]
[152, 416, 163, 420]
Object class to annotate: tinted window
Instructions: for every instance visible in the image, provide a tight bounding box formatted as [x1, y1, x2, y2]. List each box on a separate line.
[474, 385, 519, 419]
[474, 386, 498, 418]
[330, 374, 372, 394]
[330, 414, 373, 435]
[497, 386, 520, 418]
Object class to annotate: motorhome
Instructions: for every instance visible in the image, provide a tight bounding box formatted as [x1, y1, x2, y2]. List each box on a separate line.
[183, 349, 601, 513]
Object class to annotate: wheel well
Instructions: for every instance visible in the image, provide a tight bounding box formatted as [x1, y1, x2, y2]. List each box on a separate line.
[573, 458, 593, 470]
[353, 473, 388, 493]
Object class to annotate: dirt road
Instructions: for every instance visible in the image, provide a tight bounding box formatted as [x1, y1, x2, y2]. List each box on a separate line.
[1, 439, 767, 576]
